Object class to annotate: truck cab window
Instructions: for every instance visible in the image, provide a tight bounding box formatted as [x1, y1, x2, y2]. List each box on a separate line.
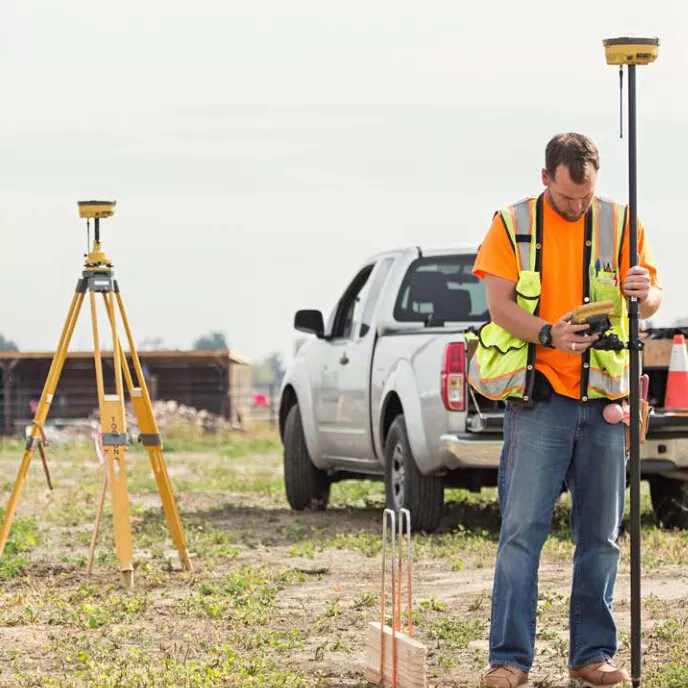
[331, 264, 374, 339]
[359, 257, 395, 336]
[393, 254, 487, 323]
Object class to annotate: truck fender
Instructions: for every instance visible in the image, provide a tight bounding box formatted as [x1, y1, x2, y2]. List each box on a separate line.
[377, 359, 431, 474]
[279, 363, 327, 470]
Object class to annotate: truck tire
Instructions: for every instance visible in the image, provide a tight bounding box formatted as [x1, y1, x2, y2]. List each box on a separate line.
[649, 476, 688, 530]
[384, 415, 444, 533]
[283, 404, 330, 511]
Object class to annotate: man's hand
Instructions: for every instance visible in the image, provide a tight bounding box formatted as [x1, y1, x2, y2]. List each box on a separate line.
[550, 312, 599, 354]
[623, 266, 651, 302]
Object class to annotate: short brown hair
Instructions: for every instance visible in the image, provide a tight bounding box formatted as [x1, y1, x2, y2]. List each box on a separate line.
[545, 133, 600, 184]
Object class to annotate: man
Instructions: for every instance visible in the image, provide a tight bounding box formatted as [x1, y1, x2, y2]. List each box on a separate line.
[470, 133, 662, 688]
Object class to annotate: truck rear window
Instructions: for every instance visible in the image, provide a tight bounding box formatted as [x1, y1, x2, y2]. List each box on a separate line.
[393, 254, 488, 322]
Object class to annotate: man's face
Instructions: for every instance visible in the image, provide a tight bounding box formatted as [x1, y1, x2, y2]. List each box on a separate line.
[541, 163, 596, 222]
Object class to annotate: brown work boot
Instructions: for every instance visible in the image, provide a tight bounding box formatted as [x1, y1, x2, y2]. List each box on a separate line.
[480, 665, 528, 687]
[569, 659, 630, 687]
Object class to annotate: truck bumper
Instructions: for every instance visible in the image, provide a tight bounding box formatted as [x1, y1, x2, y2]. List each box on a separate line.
[439, 433, 688, 473]
[641, 438, 688, 473]
[439, 433, 503, 469]
[641, 411, 688, 473]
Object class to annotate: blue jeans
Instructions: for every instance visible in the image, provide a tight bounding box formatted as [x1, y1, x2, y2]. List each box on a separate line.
[489, 391, 627, 671]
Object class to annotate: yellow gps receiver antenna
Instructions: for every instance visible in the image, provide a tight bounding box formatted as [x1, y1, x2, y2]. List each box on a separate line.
[78, 200, 116, 265]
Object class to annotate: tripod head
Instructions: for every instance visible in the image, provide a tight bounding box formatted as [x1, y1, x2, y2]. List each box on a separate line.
[78, 200, 116, 270]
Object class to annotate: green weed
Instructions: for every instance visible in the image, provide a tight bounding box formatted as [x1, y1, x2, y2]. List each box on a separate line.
[0, 510, 38, 580]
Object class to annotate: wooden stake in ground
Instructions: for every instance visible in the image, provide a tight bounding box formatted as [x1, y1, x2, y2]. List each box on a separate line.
[364, 508, 427, 688]
[87, 432, 108, 576]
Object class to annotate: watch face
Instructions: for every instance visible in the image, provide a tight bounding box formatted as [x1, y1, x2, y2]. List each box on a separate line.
[539, 326, 550, 345]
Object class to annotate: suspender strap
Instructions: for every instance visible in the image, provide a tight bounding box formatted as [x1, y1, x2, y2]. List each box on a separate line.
[523, 193, 544, 403]
[580, 207, 594, 400]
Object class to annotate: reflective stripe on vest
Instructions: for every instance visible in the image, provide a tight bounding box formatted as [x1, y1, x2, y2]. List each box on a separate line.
[468, 357, 527, 399]
[587, 196, 629, 400]
[589, 366, 626, 397]
[593, 196, 626, 271]
[501, 196, 538, 273]
[468, 193, 629, 402]
[468, 195, 542, 403]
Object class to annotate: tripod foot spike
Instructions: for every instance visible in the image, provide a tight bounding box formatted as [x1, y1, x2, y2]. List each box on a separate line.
[180, 550, 193, 572]
[121, 569, 134, 589]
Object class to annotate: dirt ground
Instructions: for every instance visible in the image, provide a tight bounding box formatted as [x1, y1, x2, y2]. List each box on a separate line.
[0, 430, 686, 687]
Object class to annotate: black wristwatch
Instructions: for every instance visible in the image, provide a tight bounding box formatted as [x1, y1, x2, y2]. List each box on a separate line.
[538, 324, 555, 348]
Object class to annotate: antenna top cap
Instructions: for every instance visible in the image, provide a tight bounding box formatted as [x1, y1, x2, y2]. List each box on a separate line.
[603, 36, 660, 66]
[78, 200, 116, 220]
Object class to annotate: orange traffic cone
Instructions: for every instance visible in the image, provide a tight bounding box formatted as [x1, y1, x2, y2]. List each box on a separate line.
[664, 334, 688, 410]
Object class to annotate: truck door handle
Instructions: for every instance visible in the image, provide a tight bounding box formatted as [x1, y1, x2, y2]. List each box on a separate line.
[339, 353, 349, 365]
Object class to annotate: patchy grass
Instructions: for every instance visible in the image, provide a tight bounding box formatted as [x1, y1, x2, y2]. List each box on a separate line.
[0, 509, 38, 580]
[0, 429, 686, 687]
[11, 637, 310, 687]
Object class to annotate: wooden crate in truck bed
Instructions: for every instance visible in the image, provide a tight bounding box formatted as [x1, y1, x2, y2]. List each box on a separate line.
[642, 336, 686, 369]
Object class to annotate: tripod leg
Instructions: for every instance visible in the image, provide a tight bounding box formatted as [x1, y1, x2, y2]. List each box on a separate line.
[104, 299, 193, 572]
[0, 290, 84, 558]
[113, 289, 193, 572]
[92, 292, 134, 588]
[37, 442, 53, 490]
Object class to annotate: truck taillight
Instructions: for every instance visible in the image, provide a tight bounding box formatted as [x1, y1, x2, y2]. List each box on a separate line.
[441, 342, 466, 412]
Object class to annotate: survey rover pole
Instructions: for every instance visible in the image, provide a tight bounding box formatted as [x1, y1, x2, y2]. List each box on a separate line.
[627, 59, 643, 688]
[603, 36, 660, 687]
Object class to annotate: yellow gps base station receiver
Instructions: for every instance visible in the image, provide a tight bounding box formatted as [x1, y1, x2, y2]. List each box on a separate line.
[0, 200, 193, 588]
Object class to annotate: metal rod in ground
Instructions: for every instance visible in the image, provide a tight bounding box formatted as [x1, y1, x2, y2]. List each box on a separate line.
[399, 508, 413, 636]
[380, 508, 398, 687]
[627, 62, 642, 687]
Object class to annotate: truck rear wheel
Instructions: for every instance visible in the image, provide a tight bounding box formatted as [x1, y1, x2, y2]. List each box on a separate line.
[649, 476, 688, 530]
[384, 415, 444, 533]
[283, 404, 330, 511]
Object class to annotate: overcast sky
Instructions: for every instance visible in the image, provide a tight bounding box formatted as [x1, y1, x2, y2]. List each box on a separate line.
[1, 0, 686, 364]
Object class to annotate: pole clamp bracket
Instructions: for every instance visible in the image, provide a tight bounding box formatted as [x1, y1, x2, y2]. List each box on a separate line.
[101, 432, 130, 447]
[139, 433, 162, 447]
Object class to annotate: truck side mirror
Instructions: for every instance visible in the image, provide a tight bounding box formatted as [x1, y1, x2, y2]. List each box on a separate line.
[294, 310, 325, 338]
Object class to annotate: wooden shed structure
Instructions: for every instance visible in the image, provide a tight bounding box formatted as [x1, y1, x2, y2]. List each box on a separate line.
[0, 349, 252, 436]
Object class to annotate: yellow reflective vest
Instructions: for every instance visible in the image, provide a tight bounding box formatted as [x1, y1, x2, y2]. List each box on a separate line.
[467, 192, 629, 404]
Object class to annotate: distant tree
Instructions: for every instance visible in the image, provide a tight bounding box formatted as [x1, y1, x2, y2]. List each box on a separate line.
[193, 331, 229, 350]
[266, 352, 286, 386]
[0, 334, 18, 351]
[252, 360, 274, 386]
[252, 351, 286, 387]
[139, 336, 167, 350]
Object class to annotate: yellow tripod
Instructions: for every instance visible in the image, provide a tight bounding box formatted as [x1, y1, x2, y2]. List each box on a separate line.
[0, 200, 193, 587]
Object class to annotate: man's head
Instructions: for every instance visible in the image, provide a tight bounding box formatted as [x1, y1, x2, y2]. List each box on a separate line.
[541, 133, 599, 222]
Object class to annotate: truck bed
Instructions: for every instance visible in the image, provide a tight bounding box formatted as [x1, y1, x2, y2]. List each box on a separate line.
[441, 333, 688, 479]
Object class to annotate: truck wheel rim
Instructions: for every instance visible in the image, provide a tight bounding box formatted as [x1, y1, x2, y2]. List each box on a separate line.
[392, 442, 405, 509]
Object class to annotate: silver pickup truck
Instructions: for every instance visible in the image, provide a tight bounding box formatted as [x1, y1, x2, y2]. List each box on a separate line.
[278, 245, 688, 533]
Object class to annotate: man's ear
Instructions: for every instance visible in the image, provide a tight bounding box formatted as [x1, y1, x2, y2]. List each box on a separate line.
[541, 168, 550, 187]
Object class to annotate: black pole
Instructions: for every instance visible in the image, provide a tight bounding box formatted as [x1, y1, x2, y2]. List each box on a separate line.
[94, 217, 101, 244]
[627, 62, 642, 687]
